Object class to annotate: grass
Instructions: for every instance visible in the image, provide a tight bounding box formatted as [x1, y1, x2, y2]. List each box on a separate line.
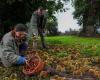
[45, 35, 100, 56]
[0, 35, 100, 80]
[46, 35, 100, 45]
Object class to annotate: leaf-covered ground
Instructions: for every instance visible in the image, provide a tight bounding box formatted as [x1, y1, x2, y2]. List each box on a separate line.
[0, 36, 100, 80]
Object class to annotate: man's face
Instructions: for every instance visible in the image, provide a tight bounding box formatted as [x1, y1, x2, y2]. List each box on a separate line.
[15, 31, 27, 41]
[37, 8, 44, 16]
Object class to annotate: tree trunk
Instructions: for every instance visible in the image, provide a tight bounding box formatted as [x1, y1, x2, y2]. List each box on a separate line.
[81, 0, 96, 37]
[0, 19, 4, 40]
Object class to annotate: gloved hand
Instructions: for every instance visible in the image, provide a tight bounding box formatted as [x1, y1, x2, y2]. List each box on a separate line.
[19, 43, 28, 51]
[17, 56, 26, 65]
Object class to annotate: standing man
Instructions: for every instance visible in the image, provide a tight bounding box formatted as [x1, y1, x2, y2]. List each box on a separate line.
[0, 23, 28, 67]
[30, 7, 47, 49]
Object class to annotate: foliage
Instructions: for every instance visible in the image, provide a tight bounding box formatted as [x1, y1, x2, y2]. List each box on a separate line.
[0, 0, 69, 27]
[72, 0, 100, 25]
[46, 16, 59, 36]
[72, 0, 100, 36]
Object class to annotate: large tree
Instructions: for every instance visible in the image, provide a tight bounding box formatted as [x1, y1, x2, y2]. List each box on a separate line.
[72, 0, 100, 36]
[0, 0, 68, 37]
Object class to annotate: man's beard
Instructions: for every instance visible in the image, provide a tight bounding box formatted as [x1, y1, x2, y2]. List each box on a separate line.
[15, 36, 25, 45]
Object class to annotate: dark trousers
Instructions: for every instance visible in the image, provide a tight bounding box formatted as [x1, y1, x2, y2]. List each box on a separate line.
[0, 58, 4, 67]
[38, 28, 46, 48]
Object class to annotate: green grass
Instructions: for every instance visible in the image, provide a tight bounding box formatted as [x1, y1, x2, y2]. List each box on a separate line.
[45, 35, 100, 56]
[46, 35, 100, 45]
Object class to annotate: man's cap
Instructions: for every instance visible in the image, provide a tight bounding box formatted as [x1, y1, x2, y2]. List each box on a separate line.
[15, 23, 27, 32]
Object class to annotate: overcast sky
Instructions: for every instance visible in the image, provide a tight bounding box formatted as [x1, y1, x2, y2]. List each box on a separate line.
[55, 2, 81, 32]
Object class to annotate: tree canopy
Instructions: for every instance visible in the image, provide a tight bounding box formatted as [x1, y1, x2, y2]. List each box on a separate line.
[0, 0, 69, 36]
[72, 0, 100, 36]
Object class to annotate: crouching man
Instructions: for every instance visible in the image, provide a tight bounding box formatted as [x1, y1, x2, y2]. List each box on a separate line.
[0, 23, 28, 67]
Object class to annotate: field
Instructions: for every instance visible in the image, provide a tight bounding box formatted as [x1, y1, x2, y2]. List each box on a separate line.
[46, 36, 100, 56]
[0, 35, 100, 80]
